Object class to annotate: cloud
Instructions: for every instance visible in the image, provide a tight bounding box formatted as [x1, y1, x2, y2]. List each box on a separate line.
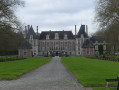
[16, 0, 97, 34]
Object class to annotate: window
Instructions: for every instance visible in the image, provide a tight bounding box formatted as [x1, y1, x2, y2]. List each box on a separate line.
[103, 45, 106, 50]
[30, 35, 33, 40]
[55, 33, 59, 39]
[56, 42, 58, 45]
[47, 42, 49, 45]
[42, 42, 44, 46]
[96, 41, 98, 43]
[34, 41, 36, 46]
[95, 45, 98, 50]
[70, 52, 72, 55]
[46, 34, 50, 40]
[24, 50, 27, 57]
[64, 34, 68, 39]
[56, 47, 58, 50]
[87, 48, 90, 55]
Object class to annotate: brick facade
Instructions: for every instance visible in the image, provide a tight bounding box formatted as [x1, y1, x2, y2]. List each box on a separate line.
[82, 48, 94, 57]
[90, 48, 94, 56]
[19, 49, 32, 57]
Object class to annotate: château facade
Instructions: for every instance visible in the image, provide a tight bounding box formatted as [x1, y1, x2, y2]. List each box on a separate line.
[19, 25, 106, 57]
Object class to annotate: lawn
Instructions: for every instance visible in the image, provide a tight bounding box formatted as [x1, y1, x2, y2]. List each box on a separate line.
[0, 57, 51, 79]
[62, 57, 119, 87]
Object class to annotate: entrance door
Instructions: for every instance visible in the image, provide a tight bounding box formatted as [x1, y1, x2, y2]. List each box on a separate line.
[56, 51, 59, 56]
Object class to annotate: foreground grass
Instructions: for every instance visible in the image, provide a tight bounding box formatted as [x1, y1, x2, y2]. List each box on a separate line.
[62, 57, 119, 87]
[0, 57, 51, 79]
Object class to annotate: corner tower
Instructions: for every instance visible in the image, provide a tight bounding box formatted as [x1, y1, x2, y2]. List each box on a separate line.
[26, 26, 39, 56]
[75, 25, 88, 56]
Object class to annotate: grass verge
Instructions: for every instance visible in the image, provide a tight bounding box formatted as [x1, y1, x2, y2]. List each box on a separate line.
[0, 57, 51, 79]
[62, 57, 119, 87]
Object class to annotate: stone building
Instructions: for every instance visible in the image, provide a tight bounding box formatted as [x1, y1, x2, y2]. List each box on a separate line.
[90, 36, 106, 56]
[82, 39, 94, 57]
[18, 40, 32, 57]
[20, 24, 106, 57]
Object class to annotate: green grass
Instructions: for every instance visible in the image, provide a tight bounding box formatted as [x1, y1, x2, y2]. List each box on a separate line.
[93, 87, 116, 90]
[62, 57, 119, 87]
[0, 57, 51, 79]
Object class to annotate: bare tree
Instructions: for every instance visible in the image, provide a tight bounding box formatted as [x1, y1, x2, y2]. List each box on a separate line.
[0, 0, 25, 55]
[95, 0, 119, 55]
[95, 0, 119, 29]
[0, 0, 24, 30]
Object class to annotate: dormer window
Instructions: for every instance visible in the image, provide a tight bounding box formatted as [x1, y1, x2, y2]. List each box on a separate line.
[46, 34, 50, 40]
[64, 34, 68, 39]
[55, 33, 59, 39]
[96, 41, 98, 44]
[30, 35, 33, 40]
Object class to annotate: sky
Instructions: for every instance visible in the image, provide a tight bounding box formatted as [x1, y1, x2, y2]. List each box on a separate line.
[16, 0, 98, 35]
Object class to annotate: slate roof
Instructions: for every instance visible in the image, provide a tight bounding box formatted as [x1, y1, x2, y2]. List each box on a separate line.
[39, 31, 75, 40]
[26, 26, 37, 39]
[90, 36, 104, 43]
[19, 40, 32, 49]
[73, 35, 78, 38]
[77, 25, 88, 38]
[82, 39, 94, 48]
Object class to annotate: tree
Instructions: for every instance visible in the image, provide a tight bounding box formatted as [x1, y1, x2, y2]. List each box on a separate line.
[0, 0, 24, 30]
[95, 0, 119, 55]
[0, 0, 25, 55]
[96, 0, 119, 29]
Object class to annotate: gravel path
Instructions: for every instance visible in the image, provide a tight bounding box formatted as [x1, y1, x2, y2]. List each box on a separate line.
[0, 56, 84, 90]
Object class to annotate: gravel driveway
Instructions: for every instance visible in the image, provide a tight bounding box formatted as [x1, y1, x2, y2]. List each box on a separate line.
[0, 56, 84, 90]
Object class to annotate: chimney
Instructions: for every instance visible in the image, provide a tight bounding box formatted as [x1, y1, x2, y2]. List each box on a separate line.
[86, 25, 88, 35]
[75, 25, 77, 35]
[28, 25, 30, 30]
[25, 26, 27, 33]
[24, 26, 27, 39]
[37, 26, 38, 35]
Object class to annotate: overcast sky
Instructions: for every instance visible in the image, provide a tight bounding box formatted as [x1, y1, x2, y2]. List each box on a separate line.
[16, 0, 97, 35]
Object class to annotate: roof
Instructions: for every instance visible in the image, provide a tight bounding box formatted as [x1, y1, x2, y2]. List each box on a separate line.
[82, 39, 94, 48]
[19, 40, 32, 49]
[90, 36, 104, 43]
[74, 35, 78, 38]
[77, 25, 88, 38]
[39, 31, 75, 40]
[26, 26, 37, 39]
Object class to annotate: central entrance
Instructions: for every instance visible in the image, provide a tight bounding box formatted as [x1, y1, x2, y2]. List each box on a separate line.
[50, 51, 64, 57]
[56, 51, 59, 56]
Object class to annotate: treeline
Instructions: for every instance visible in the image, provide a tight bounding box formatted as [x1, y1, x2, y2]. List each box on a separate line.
[0, 0, 25, 56]
[95, 0, 119, 55]
[0, 29, 24, 55]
